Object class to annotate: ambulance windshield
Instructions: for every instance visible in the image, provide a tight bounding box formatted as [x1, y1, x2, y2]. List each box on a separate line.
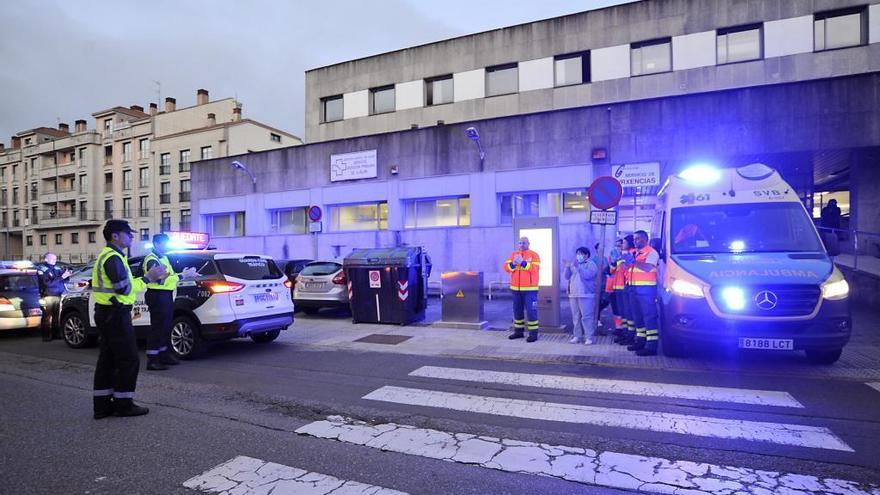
[670, 203, 823, 254]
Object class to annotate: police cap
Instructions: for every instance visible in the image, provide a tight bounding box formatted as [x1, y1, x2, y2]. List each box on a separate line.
[103, 219, 136, 240]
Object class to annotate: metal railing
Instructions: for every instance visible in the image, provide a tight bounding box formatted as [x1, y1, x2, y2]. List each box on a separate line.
[817, 226, 880, 274]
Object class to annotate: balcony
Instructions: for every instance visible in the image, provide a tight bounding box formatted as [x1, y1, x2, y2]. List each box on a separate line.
[104, 156, 113, 167]
[32, 211, 101, 230]
[104, 210, 113, 220]
[159, 165, 171, 176]
[179, 221, 191, 232]
[40, 161, 77, 179]
[160, 194, 170, 204]
[179, 162, 191, 173]
[139, 208, 150, 217]
[179, 191, 190, 202]
[159, 221, 171, 232]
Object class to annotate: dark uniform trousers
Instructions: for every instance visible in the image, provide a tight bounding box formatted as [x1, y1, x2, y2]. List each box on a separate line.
[92, 303, 139, 410]
[145, 289, 173, 355]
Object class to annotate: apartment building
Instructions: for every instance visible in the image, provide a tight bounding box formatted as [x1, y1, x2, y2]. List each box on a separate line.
[0, 89, 301, 262]
[194, 0, 880, 283]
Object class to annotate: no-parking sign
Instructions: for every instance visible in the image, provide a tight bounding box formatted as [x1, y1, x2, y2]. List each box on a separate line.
[369, 270, 381, 288]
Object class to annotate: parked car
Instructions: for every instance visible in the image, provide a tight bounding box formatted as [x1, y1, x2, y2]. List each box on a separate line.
[59, 250, 294, 358]
[276, 258, 313, 302]
[293, 261, 349, 314]
[0, 268, 43, 331]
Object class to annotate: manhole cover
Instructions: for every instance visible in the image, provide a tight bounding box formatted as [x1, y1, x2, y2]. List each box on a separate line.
[354, 334, 413, 345]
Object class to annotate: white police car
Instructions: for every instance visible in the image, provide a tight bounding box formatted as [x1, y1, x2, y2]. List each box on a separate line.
[59, 251, 294, 358]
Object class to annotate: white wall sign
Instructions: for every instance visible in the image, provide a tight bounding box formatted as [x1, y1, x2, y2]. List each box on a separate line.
[590, 210, 618, 225]
[330, 149, 377, 182]
[612, 162, 660, 187]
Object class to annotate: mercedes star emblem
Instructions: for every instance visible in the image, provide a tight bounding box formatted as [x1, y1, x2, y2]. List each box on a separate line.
[754, 290, 778, 310]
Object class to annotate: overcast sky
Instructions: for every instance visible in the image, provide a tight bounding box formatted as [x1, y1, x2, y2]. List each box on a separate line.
[0, 0, 630, 143]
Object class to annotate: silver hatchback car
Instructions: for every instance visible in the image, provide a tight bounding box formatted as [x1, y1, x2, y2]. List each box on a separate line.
[292, 261, 349, 314]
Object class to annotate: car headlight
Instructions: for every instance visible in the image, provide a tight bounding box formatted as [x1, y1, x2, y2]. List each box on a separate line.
[821, 269, 849, 300]
[670, 278, 704, 298]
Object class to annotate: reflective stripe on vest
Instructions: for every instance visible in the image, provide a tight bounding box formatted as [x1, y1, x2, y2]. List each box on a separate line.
[144, 253, 175, 290]
[92, 247, 136, 305]
[629, 246, 658, 286]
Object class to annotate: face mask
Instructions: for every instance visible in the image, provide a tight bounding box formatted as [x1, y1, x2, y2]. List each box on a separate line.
[576, 254, 585, 263]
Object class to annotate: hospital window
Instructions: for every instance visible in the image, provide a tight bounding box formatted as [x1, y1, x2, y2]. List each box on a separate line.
[547, 190, 589, 215]
[554, 52, 590, 87]
[499, 193, 539, 225]
[370, 85, 395, 115]
[486, 63, 519, 97]
[814, 7, 867, 52]
[717, 24, 762, 64]
[270, 207, 307, 234]
[321, 95, 343, 123]
[331, 202, 387, 231]
[631, 38, 671, 76]
[207, 211, 245, 237]
[404, 197, 470, 229]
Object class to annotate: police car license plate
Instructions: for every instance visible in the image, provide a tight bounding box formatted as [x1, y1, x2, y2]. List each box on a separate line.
[738, 338, 794, 350]
[253, 292, 279, 303]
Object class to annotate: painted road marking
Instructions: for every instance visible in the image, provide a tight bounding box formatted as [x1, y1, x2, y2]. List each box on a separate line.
[410, 365, 804, 408]
[867, 383, 880, 394]
[362, 386, 853, 451]
[297, 416, 879, 495]
[184, 455, 407, 495]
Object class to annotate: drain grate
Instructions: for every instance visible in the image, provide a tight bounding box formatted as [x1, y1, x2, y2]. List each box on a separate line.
[354, 334, 413, 345]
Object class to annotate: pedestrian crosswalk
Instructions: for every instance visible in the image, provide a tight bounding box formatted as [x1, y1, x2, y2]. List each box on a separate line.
[184, 363, 880, 494]
[184, 455, 407, 495]
[868, 382, 880, 394]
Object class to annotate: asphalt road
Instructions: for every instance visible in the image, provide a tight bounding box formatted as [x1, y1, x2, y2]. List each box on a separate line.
[1, 331, 879, 494]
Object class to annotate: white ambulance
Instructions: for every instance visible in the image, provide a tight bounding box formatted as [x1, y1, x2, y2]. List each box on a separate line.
[651, 163, 851, 364]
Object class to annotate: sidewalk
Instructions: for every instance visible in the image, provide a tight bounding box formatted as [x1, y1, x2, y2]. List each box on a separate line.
[281, 295, 880, 382]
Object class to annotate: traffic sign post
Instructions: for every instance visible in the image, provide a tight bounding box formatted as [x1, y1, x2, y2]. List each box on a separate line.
[588, 176, 623, 324]
[308, 206, 323, 259]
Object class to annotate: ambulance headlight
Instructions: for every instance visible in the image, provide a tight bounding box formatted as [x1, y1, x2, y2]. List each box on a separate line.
[720, 286, 746, 311]
[671, 278, 705, 299]
[821, 268, 849, 300]
[679, 164, 721, 185]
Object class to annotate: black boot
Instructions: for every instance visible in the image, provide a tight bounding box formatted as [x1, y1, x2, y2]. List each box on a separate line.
[617, 330, 635, 345]
[636, 341, 658, 356]
[113, 398, 149, 417]
[526, 330, 538, 343]
[159, 352, 180, 366]
[508, 330, 524, 340]
[146, 356, 169, 371]
[627, 337, 646, 351]
[93, 396, 114, 420]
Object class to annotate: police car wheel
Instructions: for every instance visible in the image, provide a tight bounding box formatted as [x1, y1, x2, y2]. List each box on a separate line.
[170, 316, 204, 359]
[62, 312, 95, 349]
[661, 333, 688, 358]
[250, 329, 280, 343]
[805, 348, 842, 365]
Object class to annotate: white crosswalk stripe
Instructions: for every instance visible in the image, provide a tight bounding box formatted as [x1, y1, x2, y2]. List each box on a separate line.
[867, 382, 880, 394]
[410, 365, 804, 407]
[362, 385, 853, 451]
[183, 455, 407, 495]
[297, 416, 880, 495]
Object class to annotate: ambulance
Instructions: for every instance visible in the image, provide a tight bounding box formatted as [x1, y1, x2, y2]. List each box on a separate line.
[651, 163, 851, 364]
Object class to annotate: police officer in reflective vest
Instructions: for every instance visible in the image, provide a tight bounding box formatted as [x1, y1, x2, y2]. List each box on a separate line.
[503, 236, 541, 342]
[92, 220, 166, 419]
[144, 234, 196, 370]
[623, 230, 660, 356]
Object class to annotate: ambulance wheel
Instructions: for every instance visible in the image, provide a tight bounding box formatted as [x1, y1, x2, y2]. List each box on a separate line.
[170, 316, 205, 359]
[805, 348, 842, 365]
[250, 329, 280, 343]
[62, 311, 96, 349]
[661, 333, 688, 358]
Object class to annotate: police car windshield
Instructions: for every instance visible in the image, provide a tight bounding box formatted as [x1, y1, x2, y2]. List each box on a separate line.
[670, 203, 823, 254]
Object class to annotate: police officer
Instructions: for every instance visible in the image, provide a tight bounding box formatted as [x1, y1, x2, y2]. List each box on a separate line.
[37, 252, 72, 341]
[143, 233, 196, 370]
[503, 236, 541, 342]
[624, 230, 660, 356]
[92, 220, 166, 419]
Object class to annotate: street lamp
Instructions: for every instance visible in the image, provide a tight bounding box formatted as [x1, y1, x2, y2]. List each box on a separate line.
[230, 160, 257, 185]
[465, 127, 485, 172]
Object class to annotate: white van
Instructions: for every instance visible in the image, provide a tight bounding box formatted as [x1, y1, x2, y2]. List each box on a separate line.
[651, 163, 851, 364]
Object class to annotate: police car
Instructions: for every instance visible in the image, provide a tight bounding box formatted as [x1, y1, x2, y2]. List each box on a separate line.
[59, 251, 294, 358]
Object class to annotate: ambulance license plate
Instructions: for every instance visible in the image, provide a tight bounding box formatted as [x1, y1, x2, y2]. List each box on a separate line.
[253, 292, 279, 303]
[738, 338, 793, 350]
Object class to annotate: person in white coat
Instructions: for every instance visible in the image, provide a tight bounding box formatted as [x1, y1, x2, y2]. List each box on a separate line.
[563, 246, 599, 345]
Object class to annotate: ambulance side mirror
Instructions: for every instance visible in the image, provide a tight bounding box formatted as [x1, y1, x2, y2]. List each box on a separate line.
[821, 232, 841, 257]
